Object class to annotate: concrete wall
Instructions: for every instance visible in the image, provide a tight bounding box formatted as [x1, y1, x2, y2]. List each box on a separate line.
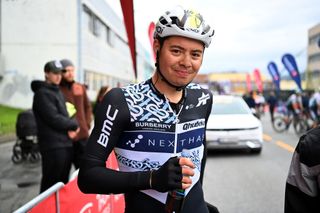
[0, 0, 154, 108]
[0, 0, 78, 108]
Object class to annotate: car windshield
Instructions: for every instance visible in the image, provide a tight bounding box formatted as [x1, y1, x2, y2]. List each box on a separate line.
[211, 96, 251, 115]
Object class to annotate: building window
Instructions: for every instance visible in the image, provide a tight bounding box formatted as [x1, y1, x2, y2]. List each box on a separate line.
[309, 53, 320, 63]
[309, 34, 320, 45]
[93, 17, 104, 37]
[107, 30, 115, 47]
[102, 25, 109, 44]
[83, 5, 94, 34]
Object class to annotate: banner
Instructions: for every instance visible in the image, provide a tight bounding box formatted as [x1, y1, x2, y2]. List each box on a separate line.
[148, 22, 156, 62]
[281, 53, 302, 90]
[30, 152, 125, 213]
[253, 69, 263, 93]
[120, 0, 137, 80]
[246, 73, 252, 92]
[267, 62, 281, 91]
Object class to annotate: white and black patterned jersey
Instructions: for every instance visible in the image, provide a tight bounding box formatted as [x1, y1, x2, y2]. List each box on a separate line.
[78, 79, 213, 213]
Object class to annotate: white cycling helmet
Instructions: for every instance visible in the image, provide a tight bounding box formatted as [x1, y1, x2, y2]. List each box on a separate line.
[154, 6, 214, 48]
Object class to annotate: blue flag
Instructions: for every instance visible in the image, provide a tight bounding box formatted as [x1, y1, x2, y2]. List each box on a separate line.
[281, 53, 302, 90]
[267, 62, 281, 91]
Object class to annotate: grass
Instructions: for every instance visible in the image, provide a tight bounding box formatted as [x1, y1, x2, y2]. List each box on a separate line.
[0, 104, 24, 135]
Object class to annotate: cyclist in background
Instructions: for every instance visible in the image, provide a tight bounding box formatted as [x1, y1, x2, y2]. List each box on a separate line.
[286, 89, 303, 117]
[285, 89, 303, 129]
[309, 89, 320, 128]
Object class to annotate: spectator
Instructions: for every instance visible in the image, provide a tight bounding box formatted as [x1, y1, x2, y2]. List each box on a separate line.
[93, 85, 111, 114]
[266, 91, 278, 122]
[31, 60, 79, 192]
[255, 91, 266, 117]
[59, 59, 93, 169]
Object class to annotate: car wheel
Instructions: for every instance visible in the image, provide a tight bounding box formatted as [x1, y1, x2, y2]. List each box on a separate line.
[250, 147, 262, 154]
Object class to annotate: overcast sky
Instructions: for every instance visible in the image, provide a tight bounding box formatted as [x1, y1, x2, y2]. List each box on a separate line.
[106, 0, 320, 77]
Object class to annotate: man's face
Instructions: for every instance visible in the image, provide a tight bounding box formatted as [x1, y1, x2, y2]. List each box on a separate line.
[45, 71, 62, 85]
[155, 36, 204, 87]
[62, 66, 75, 82]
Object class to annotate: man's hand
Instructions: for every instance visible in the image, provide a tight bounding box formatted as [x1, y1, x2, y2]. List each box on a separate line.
[68, 127, 80, 139]
[151, 157, 195, 192]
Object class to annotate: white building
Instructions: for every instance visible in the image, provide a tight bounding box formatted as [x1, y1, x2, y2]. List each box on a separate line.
[306, 22, 320, 89]
[0, 0, 154, 108]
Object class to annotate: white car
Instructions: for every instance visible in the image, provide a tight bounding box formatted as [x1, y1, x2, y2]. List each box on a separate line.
[206, 95, 263, 153]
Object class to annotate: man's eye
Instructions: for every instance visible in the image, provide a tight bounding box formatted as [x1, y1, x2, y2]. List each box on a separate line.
[171, 49, 181, 54]
[192, 53, 202, 58]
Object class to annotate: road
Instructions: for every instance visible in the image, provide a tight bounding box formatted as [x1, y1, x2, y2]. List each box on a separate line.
[203, 114, 300, 213]
[0, 141, 41, 213]
[0, 113, 300, 213]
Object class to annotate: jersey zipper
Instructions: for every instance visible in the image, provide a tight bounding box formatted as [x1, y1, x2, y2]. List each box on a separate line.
[165, 97, 184, 155]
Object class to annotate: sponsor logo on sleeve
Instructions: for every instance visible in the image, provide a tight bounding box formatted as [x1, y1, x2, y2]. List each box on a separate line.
[97, 105, 119, 147]
[196, 92, 210, 107]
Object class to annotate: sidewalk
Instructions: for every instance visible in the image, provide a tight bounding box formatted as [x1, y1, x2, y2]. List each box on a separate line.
[0, 133, 15, 144]
[0, 140, 41, 213]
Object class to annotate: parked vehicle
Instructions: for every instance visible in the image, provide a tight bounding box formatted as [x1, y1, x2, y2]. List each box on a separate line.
[206, 95, 263, 153]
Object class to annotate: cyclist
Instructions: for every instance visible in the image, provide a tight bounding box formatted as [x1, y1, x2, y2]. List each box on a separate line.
[285, 89, 303, 126]
[78, 6, 218, 213]
[309, 89, 320, 128]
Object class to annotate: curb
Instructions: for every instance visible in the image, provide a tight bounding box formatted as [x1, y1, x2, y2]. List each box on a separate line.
[0, 133, 16, 144]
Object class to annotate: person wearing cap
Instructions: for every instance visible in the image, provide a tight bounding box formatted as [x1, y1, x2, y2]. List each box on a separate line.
[31, 60, 79, 192]
[59, 59, 92, 170]
[78, 6, 218, 213]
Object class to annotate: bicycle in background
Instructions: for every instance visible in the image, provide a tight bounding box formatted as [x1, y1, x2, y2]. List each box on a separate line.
[272, 103, 310, 136]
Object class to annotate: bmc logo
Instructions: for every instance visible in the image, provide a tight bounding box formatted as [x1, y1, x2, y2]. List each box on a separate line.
[97, 105, 119, 147]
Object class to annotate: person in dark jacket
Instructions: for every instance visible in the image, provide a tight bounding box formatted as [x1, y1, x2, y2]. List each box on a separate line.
[31, 60, 79, 192]
[59, 59, 92, 169]
[266, 91, 278, 122]
[285, 126, 320, 213]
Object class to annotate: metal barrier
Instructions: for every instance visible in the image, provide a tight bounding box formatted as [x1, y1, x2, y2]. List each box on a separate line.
[13, 182, 65, 213]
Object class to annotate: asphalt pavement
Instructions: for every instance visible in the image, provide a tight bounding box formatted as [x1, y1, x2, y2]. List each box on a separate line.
[0, 140, 41, 213]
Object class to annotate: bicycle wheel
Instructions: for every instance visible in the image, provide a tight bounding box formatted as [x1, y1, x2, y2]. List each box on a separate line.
[272, 116, 287, 133]
[294, 120, 308, 136]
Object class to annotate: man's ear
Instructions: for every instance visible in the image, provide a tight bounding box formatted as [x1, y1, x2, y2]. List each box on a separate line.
[153, 39, 160, 54]
[44, 72, 49, 79]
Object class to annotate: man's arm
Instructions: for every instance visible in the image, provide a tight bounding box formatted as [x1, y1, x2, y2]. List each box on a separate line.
[33, 90, 78, 131]
[78, 88, 150, 194]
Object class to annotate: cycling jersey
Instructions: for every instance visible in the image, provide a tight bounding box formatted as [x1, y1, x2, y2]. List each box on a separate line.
[286, 94, 302, 114]
[78, 79, 213, 213]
